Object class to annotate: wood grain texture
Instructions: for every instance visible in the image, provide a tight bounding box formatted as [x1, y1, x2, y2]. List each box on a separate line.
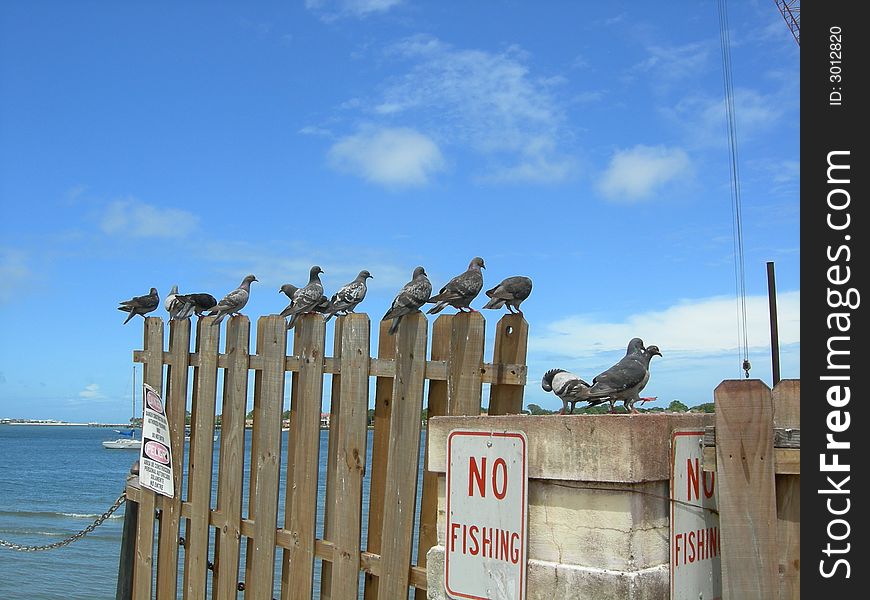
[773, 379, 800, 600]
[487, 313, 529, 415]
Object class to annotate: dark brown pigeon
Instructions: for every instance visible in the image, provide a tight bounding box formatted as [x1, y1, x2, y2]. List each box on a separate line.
[426, 257, 485, 314]
[482, 276, 532, 315]
[118, 288, 159, 324]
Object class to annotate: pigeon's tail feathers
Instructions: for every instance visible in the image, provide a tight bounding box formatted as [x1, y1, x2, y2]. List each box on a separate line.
[322, 310, 335, 323]
[122, 310, 136, 325]
[388, 316, 401, 336]
[286, 313, 300, 330]
[426, 301, 447, 315]
[482, 297, 506, 310]
[542, 369, 568, 392]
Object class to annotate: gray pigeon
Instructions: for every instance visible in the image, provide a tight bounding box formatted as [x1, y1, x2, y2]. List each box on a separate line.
[322, 270, 373, 323]
[278, 283, 329, 317]
[118, 288, 160, 324]
[382, 266, 432, 335]
[208, 274, 257, 326]
[542, 338, 662, 413]
[171, 293, 218, 320]
[482, 276, 532, 314]
[426, 257, 485, 314]
[283, 266, 325, 329]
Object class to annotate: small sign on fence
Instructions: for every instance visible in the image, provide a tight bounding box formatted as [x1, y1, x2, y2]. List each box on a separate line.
[139, 383, 175, 497]
[670, 429, 722, 600]
[445, 430, 528, 600]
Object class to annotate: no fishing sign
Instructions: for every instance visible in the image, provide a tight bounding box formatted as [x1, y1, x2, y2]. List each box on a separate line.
[138, 383, 175, 497]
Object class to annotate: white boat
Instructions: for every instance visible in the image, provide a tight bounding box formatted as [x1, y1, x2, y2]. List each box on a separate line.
[103, 367, 142, 450]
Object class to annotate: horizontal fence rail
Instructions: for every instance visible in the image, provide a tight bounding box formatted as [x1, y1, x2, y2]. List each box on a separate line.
[124, 310, 528, 600]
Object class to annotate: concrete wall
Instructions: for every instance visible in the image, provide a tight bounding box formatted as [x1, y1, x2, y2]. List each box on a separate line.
[425, 413, 714, 600]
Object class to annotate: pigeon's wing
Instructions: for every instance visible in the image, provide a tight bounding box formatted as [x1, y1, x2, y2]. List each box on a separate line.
[333, 281, 366, 307]
[287, 284, 323, 315]
[217, 288, 248, 313]
[384, 278, 432, 319]
[591, 357, 648, 395]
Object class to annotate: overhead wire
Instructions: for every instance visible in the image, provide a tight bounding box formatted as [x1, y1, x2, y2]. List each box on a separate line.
[716, 0, 751, 378]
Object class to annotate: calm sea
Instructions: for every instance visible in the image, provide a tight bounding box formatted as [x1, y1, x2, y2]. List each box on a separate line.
[0, 425, 425, 599]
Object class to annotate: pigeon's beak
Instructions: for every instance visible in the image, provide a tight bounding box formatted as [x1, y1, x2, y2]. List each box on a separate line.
[652, 348, 662, 357]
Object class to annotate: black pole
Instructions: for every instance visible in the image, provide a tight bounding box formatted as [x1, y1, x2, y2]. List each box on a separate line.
[766, 261, 781, 386]
[116, 464, 139, 600]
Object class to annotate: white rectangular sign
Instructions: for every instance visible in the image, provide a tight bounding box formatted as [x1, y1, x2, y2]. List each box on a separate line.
[670, 429, 722, 600]
[138, 383, 175, 498]
[445, 430, 528, 600]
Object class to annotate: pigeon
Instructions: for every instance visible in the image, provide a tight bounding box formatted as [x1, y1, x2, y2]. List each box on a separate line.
[278, 283, 329, 317]
[164, 285, 181, 316]
[171, 293, 218, 320]
[118, 288, 160, 324]
[382, 266, 432, 335]
[482, 276, 533, 315]
[207, 274, 257, 326]
[283, 266, 325, 329]
[541, 338, 662, 413]
[426, 257, 485, 315]
[322, 270, 373, 323]
[541, 369, 598, 415]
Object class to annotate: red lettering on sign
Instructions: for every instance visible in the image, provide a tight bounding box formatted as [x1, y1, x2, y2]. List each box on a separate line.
[687, 458, 700, 502]
[469, 457, 487, 497]
[492, 457, 508, 499]
[703, 470, 715, 498]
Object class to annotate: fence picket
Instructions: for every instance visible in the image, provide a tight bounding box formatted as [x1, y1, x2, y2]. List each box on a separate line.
[244, 316, 287, 600]
[376, 312, 428, 600]
[320, 317, 344, 600]
[487, 313, 528, 415]
[280, 314, 326, 600]
[156, 318, 191, 599]
[213, 316, 251, 599]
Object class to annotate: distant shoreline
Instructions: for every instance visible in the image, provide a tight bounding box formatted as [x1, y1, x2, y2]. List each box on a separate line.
[1, 422, 131, 427]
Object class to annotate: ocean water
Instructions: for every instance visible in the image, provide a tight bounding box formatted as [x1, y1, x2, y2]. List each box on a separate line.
[0, 425, 425, 600]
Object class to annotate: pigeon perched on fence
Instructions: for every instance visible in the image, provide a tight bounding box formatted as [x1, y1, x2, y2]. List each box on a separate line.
[541, 338, 662, 413]
[322, 270, 372, 323]
[171, 293, 218, 320]
[165, 285, 181, 316]
[426, 257, 485, 314]
[382, 266, 432, 335]
[283, 266, 325, 329]
[482, 276, 532, 315]
[208, 274, 257, 326]
[118, 288, 160, 324]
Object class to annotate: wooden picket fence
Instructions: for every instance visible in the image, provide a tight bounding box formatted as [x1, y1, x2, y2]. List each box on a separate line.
[123, 311, 528, 600]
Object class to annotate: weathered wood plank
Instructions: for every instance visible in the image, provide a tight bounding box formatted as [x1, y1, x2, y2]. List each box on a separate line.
[330, 314, 370, 599]
[714, 379, 778, 600]
[704, 426, 800, 449]
[702, 446, 800, 475]
[363, 319, 396, 600]
[244, 316, 287, 600]
[447, 311, 485, 416]
[155, 318, 190, 600]
[377, 312, 428, 600]
[773, 379, 800, 600]
[319, 317, 344, 600]
[414, 315, 451, 600]
[133, 317, 164, 600]
[212, 316, 251, 599]
[280, 314, 326, 600]
[487, 313, 529, 415]
[182, 317, 220, 599]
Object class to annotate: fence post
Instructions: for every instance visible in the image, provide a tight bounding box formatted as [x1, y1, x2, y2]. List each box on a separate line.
[244, 315, 287, 600]
[715, 379, 778, 600]
[363, 320, 397, 600]
[116, 468, 140, 600]
[156, 318, 191, 599]
[320, 317, 344, 600]
[132, 316, 164, 600]
[183, 316, 221, 598]
[213, 315, 251, 599]
[377, 311, 429, 600]
[773, 379, 800, 600]
[281, 314, 327, 600]
[487, 313, 528, 415]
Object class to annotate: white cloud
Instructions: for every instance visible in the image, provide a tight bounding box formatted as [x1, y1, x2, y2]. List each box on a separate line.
[328, 126, 445, 187]
[528, 290, 800, 361]
[100, 198, 199, 238]
[78, 383, 105, 399]
[306, 0, 404, 19]
[597, 144, 691, 201]
[356, 35, 572, 183]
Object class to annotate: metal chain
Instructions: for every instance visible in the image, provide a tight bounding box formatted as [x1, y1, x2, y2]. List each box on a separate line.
[0, 492, 127, 552]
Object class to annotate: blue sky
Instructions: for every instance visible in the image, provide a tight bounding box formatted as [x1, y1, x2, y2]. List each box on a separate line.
[0, 1, 799, 422]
